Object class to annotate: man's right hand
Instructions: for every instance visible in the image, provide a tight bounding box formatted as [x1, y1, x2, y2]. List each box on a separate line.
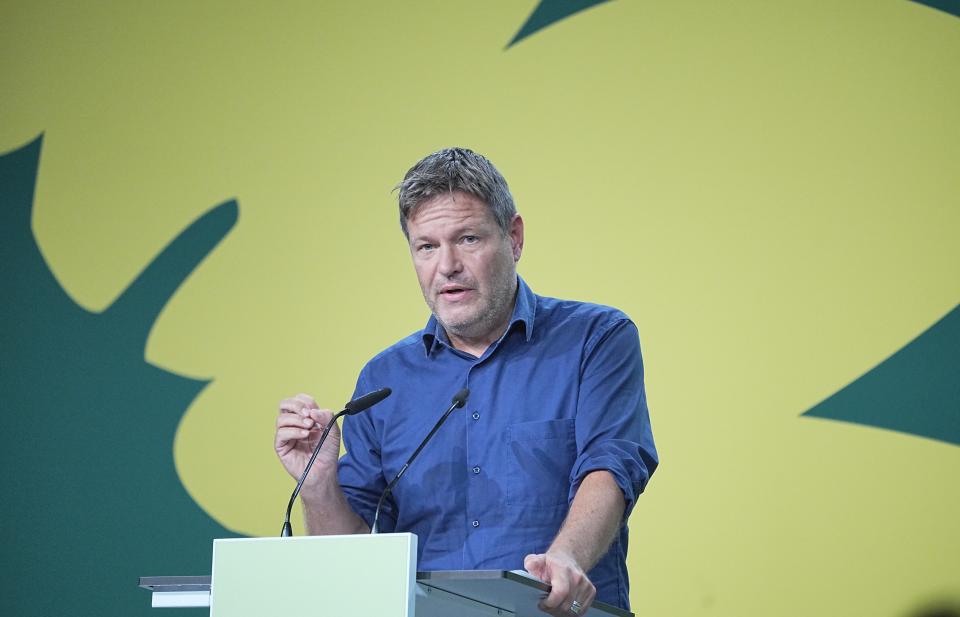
[275, 393, 341, 493]
[274, 393, 370, 536]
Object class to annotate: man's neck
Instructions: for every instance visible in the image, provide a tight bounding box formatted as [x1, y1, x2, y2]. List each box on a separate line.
[446, 321, 510, 358]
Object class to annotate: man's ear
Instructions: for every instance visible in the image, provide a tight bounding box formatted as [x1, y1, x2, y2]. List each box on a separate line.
[509, 214, 524, 262]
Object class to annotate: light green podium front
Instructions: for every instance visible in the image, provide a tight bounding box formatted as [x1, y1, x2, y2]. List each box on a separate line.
[210, 534, 416, 617]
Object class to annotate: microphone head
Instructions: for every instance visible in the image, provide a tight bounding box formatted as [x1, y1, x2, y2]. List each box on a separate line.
[344, 387, 392, 415]
[451, 388, 470, 408]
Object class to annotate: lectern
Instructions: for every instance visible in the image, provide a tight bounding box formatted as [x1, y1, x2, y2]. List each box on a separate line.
[140, 533, 632, 616]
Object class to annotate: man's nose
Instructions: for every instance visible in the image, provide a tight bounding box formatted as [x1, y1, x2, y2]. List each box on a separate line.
[438, 244, 462, 277]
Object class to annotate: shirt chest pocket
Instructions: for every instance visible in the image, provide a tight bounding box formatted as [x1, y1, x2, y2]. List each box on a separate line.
[505, 418, 577, 508]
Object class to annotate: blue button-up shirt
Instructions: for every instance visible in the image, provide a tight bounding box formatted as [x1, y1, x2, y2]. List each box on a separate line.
[339, 277, 658, 610]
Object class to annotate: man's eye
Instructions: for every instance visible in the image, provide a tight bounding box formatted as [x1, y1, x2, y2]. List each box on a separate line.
[462, 235, 479, 244]
[418, 244, 435, 252]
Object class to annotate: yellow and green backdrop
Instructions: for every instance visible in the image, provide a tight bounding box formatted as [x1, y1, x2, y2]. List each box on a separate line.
[1, 1, 958, 616]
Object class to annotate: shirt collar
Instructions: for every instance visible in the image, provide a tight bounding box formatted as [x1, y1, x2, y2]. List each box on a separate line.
[421, 275, 537, 356]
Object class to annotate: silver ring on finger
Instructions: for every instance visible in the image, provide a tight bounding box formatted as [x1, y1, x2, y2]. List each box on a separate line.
[570, 600, 583, 615]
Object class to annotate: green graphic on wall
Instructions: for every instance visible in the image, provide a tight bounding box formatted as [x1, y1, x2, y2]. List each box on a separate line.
[0, 137, 238, 617]
[509, 0, 612, 47]
[911, 0, 960, 18]
[508, 1, 960, 49]
[803, 304, 960, 446]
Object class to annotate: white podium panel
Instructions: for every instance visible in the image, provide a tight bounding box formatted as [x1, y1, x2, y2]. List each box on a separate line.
[210, 534, 417, 617]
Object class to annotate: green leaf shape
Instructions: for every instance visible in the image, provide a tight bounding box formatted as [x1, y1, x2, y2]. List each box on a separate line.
[910, 0, 960, 18]
[0, 136, 239, 616]
[504, 1, 960, 51]
[508, 0, 612, 48]
[803, 303, 960, 446]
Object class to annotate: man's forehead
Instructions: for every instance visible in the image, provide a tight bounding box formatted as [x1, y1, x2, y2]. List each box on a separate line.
[407, 191, 496, 231]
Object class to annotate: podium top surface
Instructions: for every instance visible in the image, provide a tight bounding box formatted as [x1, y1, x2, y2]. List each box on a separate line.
[418, 571, 632, 617]
[139, 576, 211, 591]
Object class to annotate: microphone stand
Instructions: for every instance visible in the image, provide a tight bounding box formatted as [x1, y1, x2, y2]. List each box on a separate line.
[281, 409, 348, 537]
[371, 388, 469, 534]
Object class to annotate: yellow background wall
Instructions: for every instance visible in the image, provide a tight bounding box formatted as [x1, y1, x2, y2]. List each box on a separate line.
[2, 1, 958, 615]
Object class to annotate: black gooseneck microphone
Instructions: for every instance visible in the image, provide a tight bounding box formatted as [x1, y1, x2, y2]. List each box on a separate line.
[370, 388, 469, 534]
[280, 387, 392, 537]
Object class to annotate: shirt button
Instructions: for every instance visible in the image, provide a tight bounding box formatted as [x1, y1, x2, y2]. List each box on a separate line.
[472, 520, 480, 528]
[472, 466, 481, 474]
[472, 412, 480, 420]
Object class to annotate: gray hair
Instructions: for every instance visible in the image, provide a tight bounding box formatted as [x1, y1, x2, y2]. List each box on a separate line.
[396, 147, 516, 237]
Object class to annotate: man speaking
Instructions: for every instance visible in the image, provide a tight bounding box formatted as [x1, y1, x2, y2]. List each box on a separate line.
[274, 148, 657, 616]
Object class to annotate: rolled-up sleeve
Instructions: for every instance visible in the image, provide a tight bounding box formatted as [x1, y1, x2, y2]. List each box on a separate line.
[568, 318, 658, 519]
[337, 371, 397, 532]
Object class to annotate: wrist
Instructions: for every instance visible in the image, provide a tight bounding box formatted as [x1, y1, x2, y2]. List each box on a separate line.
[546, 545, 581, 567]
[299, 465, 340, 504]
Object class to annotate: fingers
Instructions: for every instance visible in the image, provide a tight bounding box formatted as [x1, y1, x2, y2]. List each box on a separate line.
[276, 408, 332, 428]
[540, 573, 571, 615]
[275, 423, 315, 442]
[274, 413, 319, 452]
[525, 553, 546, 579]
[276, 410, 323, 435]
[280, 394, 332, 422]
[275, 394, 344, 487]
[308, 408, 335, 426]
[566, 584, 595, 617]
[279, 393, 321, 417]
[295, 393, 319, 408]
[544, 578, 594, 617]
[276, 394, 333, 452]
[531, 552, 596, 617]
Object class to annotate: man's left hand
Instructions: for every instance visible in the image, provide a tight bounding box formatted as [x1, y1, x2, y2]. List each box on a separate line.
[524, 550, 596, 616]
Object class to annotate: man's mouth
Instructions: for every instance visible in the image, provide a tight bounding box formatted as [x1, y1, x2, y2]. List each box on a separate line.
[439, 285, 472, 300]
